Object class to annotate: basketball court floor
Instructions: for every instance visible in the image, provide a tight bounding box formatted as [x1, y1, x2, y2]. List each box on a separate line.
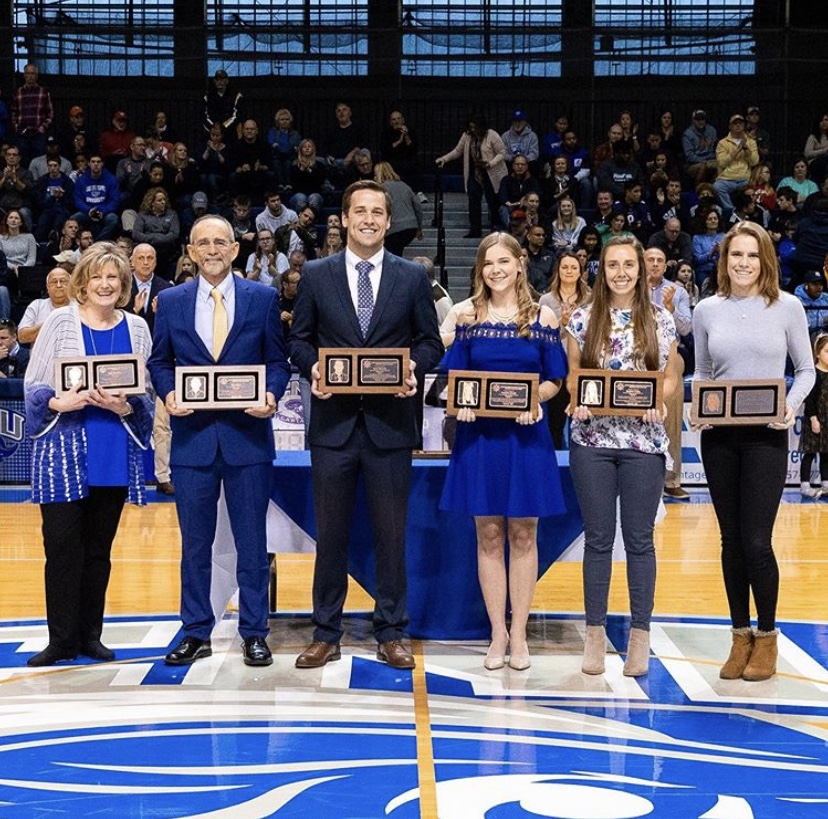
[2, 489, 828, 818]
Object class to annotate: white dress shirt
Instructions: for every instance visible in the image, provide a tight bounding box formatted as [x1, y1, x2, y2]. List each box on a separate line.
[345, 248, 384, 314]
[195, 272, 236, 354]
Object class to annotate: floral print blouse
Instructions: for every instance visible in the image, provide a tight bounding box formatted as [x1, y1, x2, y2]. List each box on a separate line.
[567, 304, 676, 455]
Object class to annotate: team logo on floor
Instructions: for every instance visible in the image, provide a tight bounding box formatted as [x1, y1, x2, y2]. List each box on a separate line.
[0, 407, 25, 462]
[1, 615, 827, 817]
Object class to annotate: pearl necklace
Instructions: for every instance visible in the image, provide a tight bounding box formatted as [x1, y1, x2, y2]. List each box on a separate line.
[487, 302, 518, 324]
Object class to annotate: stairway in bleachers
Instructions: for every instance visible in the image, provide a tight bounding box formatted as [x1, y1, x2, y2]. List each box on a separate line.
[402, 191, 481, 303]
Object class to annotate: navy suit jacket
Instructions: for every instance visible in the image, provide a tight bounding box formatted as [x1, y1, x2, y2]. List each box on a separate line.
[147, 275, 291, 467]
[289, 250, 443, 449]
[125, 274, 173, 336]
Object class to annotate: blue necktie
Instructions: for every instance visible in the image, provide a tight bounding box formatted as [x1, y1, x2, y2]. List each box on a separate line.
[356, 260, 374, 338]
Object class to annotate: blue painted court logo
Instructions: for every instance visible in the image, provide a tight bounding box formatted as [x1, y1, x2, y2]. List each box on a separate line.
[2, 615, 828, 817]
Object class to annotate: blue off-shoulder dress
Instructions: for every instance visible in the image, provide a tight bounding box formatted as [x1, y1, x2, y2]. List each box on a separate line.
[439, 320, 568, 518]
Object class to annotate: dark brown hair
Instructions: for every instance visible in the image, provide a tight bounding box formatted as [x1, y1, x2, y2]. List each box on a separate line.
[341, 180, 391, 215]
[581, 235, 660, 371]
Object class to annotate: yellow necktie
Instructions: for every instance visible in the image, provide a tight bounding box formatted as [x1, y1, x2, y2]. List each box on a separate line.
[211, 287, 228, 360]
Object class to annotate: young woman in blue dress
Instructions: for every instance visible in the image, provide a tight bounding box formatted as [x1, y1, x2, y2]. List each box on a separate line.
[440, 233, 567, 671]
[566, 235, 682, 677]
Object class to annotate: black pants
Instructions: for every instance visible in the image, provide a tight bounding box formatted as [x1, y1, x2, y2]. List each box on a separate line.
[40, 486, 128, 650]
[466, 173, 500, 233]
[800, 451, 828, 483]
[701, 426, 787, 632]
[546, 383, 571, 450]
[310, 419, 412, 644]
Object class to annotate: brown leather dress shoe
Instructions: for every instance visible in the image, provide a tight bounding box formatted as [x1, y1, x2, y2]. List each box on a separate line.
[156, 481, 175, 496]
[377, 640, 415, 669]
[295, 641, 341, 668]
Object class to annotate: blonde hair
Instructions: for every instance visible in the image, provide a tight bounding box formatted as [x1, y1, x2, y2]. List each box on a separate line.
[70, 242, 133, 308]
[295, 138, 317, 170]
[469, 233, 536, 339]
[374, 161, 401, 183]
[139, 186, 169, 214]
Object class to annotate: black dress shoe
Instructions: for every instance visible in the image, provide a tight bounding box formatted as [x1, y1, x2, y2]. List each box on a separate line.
[79, 640, 115, 662]
[242, 636, 273, 666]
[27, 645, 77, 667]
[463, 230, 482, 239]
[165, 637, 212, 666]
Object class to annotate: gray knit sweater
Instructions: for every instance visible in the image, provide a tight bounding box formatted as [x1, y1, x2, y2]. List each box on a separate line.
[693, 292, 815, 409]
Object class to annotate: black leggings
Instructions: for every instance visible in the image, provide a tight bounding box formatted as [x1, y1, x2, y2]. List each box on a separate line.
[800, 452, 828, 483]
[701, 426, 787, 632]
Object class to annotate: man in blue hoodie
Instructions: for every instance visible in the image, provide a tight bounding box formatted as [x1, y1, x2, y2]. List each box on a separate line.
[795, 269, 828, 338]
[70, 154, 120, 240]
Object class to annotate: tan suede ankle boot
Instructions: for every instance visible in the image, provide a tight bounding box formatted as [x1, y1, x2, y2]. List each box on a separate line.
[719, 627, 754, 679]
[742, 629, 778, 681]
[581, 625, 606, 675]
[623, 628, 650, 677]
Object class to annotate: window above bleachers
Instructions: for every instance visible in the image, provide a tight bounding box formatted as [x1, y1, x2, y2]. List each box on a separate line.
[14, 0, 176, 77]
[593, 0, 756, 77]
[400, 2, 563, 78]
[206, 0, 368, 77]
[13, 0, 758, 79]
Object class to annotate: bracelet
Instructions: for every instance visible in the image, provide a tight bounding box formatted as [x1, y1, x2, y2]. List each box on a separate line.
[120, 404, 134, 418]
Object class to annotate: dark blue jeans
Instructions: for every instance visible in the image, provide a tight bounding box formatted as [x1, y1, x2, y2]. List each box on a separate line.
[570, 443, 665, 631]
[701, 426, 787, 631]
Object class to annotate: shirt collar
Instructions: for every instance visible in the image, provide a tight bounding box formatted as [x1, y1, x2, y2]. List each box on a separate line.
[198, 271, 235, 301]
[345, 248, 384, 272]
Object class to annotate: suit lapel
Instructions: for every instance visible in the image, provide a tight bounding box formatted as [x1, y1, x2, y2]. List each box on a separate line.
[330, 256, 364, 342]
[218, 277, 251, 361]
[181, 280, 212, 360]
[366, 252, 398, 340]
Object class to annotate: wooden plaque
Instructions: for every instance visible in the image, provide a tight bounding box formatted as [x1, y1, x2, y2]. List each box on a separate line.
[446, 369, 540, 419]
[570, 368, 664, 416]
[55, 354, 145, 397]
[319, 347, 410, 394]
[690, 379, 787, 426]
[175, 364, 266, 410]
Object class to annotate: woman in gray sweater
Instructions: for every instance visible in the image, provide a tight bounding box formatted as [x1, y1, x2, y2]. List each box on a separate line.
[0, 209, 37, 271]
[374, 161, 422, 257]
[693, 221, 814, 683]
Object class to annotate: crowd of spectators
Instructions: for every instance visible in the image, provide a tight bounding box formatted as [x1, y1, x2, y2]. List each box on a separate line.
[0, 65, 440, 326]
[437, 105, 828, 346]
[2, 62, 828, 348]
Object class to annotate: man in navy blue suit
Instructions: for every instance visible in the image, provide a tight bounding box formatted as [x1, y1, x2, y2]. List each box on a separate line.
[289, 180, 443, 670]
[148, 215, 290, 667]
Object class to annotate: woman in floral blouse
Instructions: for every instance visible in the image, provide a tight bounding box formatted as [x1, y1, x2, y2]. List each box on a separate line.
[566, 235, 682, 678]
